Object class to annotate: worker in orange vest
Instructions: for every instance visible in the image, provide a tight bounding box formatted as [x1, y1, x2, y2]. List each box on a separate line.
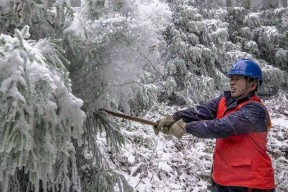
[155, 59, 275, 191]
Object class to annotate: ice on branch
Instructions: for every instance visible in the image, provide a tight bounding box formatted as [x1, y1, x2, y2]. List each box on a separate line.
[0, 26, 85, 192]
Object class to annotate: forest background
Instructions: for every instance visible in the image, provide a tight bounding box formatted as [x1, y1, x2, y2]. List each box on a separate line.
[0, 0, 287, 191]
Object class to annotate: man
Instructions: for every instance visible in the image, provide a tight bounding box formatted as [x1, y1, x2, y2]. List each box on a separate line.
[155, 59, 275, 191]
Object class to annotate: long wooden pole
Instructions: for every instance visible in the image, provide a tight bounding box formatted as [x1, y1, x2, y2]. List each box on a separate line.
[100, 109, 158, 127]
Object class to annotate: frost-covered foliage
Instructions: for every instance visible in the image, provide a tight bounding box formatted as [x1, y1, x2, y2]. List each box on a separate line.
[264, 91, 288, 191]
[64, 0, 171, 115]
[0, 26, 85, 192]
[233, 8, 288, 69]
[160, 4, 231, 104]
[226, 7, 288, 95]
[63, 0, 172, 191]
[259, 60, 287, 95]
[0, 0, 72, 39]
[186, 0, 288, 10]
[265, 90, 288, 117]
[159, 1, 288, 106]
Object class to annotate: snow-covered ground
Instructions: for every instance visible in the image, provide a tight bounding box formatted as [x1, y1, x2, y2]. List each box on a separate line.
[99, 99, 288, 192]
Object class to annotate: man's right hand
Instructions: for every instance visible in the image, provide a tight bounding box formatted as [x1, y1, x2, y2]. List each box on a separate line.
[154, 115, 175, 135]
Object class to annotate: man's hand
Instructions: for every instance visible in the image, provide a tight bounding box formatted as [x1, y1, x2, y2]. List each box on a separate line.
[168, 119, 186, 139]
[154, 115, 174, 135]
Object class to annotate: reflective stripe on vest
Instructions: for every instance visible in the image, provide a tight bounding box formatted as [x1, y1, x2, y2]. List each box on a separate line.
[212, 95, 275, 189]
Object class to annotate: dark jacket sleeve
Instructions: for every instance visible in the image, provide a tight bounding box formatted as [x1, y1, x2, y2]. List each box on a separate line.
[172, 96, 222, 122]
[185, 102, 269, 138]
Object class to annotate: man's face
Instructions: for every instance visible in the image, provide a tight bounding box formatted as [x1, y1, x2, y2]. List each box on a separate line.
[229, 75, 250, 99]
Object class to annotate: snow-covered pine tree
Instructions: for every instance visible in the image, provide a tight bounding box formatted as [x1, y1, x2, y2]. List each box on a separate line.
[0, 0, 72, 40]
[228, 6, 288, 95]
[64, 0, 171, 115]
[63, 0, 172, 190]
[0, 0, 135, 191]
[0, 26, 85, 192]
[160, 0, 288, 107]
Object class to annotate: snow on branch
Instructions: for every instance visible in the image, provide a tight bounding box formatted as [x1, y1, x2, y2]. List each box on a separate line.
[0, 26, 85, 192]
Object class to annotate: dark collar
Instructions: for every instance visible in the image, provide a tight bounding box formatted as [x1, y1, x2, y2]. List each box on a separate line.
[223, 91, 256, 109]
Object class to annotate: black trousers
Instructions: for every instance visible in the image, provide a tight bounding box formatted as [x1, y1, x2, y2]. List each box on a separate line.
[211, 184, 275, 192]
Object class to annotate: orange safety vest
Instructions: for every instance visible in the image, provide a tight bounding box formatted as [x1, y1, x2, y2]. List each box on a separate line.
[212, 95, 275, 189]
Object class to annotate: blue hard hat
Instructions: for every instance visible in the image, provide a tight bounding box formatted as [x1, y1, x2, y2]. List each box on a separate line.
[227, 59, 263, 84]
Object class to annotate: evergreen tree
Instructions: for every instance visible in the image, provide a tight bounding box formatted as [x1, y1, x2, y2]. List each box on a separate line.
[0, 26, 85, 192]
[63, 0, 172, 190]
[161, 0, 288, 106]
[64, 0, 170, 115]
[0, 0, 72, 40]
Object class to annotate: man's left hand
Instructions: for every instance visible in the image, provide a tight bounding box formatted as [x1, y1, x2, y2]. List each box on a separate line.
[168, 119, 186, 139]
